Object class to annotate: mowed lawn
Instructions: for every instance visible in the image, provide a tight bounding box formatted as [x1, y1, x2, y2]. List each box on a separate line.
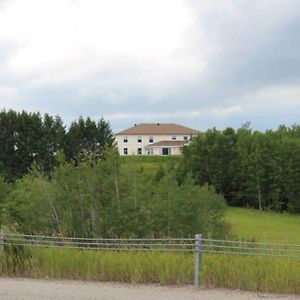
[227, 207, 300, 243]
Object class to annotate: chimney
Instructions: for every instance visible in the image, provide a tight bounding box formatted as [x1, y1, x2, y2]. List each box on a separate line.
[134, 124, 137, 126]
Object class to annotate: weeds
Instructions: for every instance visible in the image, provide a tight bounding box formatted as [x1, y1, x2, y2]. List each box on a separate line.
[1, 247, 300, 293]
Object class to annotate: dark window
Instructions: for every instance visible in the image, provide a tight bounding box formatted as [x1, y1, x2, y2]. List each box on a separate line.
[149, 136, 154, 143]
[137, 148, 142, 155]
[183, 136, 188, 141]
[172, 136, 176, 140]
[123, 148, 128, 155]
[123, 136, 128, 143]
[137, 136, 142, 143]
[162, 148, 170, 155]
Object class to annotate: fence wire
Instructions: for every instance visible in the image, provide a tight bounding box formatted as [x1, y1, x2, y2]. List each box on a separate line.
[1, 233, 195, 252]
[1, 233, 300, 259]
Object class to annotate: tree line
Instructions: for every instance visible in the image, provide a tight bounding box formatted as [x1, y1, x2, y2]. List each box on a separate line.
[0, 110, 114, 182]
[1, 151, 228, 238]
[1, 108, 300, 238]
[0, 109, 229, 238]
[180, 123, 300, 213]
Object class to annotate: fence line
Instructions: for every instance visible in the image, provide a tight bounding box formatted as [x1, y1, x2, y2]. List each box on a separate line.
[2, 233, 300, 257]
[2, 233, 300, 287]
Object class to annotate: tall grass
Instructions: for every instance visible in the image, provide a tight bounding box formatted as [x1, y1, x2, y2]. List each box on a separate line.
[1, 247, 300, 294]
[203, 254, 300, 294]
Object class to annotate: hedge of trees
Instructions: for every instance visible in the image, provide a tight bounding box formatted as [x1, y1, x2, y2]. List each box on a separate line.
[1, 108, 300, 238]
[180, 123, 300, 213]
[0, 109, 229, 238]
[0, 110, 114, 181]
[3, 151, 229, 238]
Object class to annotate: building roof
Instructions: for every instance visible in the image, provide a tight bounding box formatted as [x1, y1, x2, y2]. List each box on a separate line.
[116, 123, 200, 135]
[146, 140, 187, 148]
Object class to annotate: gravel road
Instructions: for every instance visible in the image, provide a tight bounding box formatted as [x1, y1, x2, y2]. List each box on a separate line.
[0, 278, 299, 300]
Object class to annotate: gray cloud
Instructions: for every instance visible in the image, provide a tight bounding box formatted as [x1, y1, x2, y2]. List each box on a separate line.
[1, 0, 300, 132]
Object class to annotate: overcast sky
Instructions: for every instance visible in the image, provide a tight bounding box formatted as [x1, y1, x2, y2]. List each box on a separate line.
[0, 0, 299, 132]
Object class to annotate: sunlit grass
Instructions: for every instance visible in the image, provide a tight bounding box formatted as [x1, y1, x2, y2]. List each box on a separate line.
[227, 207, 300, 243]
[203, 254, 300, 294]
[1, 247, 300, 293]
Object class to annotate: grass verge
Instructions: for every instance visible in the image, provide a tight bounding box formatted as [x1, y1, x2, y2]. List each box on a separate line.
[227, 207, 300, 243]
[1, 247, 300, 294]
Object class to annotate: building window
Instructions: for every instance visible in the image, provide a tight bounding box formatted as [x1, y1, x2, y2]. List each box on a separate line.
[162, 148, 170, 155]
[137, 148, 142, 155]
[137, 136, 142, 143]
[123, 136, 128, 143]
[123, 148, 128, 155]
[183, 136, 188, 141]
[172, 136, 176, 140]
[147, 148, 153, 155]
[149, 136, 154, 143]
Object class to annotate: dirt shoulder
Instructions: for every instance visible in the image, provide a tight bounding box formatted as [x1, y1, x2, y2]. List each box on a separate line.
[0, 278, 299, 300]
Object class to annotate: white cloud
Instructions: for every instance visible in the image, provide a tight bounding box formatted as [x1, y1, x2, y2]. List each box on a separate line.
[242, 84, 300, 107]
[105, 110, 203, 121]
[211, 105, 242, 117]
[0, 0, 300, 131]
[0, 0, 206, 91]
[0, 86, 18, 98]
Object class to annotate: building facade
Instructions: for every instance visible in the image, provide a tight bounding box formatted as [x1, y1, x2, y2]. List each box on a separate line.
[115, 123, 199, 156]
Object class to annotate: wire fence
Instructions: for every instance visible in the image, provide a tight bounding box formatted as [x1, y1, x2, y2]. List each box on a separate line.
[1, 232, 300, 259]
[1, 232, 300, 287]
[0, 233, 195, 252]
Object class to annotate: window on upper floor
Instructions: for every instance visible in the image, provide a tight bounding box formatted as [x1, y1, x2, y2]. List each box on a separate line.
[172, 136, 176, 140]
[137, 136, 142, 143]
[183, 136, 188, 141]
[123, 136, 128, 143]
[149, 136, 154, 143]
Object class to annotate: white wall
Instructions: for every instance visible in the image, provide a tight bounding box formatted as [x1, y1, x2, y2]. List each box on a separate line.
[115, 134, 190, 155]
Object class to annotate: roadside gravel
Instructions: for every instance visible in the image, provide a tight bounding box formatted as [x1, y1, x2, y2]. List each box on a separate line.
[0, 278, 299, 300]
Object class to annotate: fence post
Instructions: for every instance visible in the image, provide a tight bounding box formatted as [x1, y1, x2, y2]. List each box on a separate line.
[194, 233, 202, 287]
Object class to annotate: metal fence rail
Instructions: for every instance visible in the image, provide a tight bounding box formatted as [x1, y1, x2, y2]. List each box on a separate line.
[1, 232, 300, 287]
[202, 238, 300, 259]
[1, 233, 195, 252]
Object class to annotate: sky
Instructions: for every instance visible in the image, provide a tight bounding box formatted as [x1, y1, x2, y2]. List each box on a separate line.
[0, 0, 300, 132]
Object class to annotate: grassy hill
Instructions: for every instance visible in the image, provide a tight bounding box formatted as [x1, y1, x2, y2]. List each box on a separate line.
[120, 155, 181, 175]
[227, 207, 300, 243]
[120, 156, 300, 244]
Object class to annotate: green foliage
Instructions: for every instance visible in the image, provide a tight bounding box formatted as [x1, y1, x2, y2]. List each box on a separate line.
[0, 110, 115, 182]
[6, 150, 229, 239]
[0, 110, 66, 181]
[7, 174, 55, 233]
[0, 176, 9, 228]
[64, 116, 115, 165]
[180, 124, 300, 212]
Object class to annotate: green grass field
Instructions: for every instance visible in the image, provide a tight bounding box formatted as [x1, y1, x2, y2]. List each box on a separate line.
[227, 207, 300, 243]
[120, 155, 181, 175]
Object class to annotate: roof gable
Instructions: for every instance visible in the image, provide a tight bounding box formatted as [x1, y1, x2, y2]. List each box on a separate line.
[116, 123, 200, 135]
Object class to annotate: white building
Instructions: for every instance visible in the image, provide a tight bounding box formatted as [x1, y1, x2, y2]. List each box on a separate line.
[115, 123, 199, 156]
